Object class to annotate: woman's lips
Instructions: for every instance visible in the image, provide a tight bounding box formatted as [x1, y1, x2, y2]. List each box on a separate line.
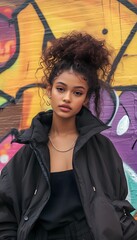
[59, 105, 71, 112]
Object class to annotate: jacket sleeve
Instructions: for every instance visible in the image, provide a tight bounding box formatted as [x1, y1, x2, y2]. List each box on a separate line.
[0, 145, 28, 240]
[107, 138, 137, 240]
[0, 167, 17, 239]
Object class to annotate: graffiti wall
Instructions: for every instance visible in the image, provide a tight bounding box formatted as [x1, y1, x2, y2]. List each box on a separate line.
[0, 0, 137, 217]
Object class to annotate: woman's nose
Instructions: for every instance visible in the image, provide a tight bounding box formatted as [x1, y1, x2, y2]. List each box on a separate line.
[63, 92, 71, 102]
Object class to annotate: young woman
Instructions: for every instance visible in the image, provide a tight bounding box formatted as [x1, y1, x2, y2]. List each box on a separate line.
[0, 32, 137, 240]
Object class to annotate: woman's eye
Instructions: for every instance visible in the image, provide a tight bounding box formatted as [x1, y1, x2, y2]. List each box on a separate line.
[56, 87, 64, 92]
[74, 91, 83, 96]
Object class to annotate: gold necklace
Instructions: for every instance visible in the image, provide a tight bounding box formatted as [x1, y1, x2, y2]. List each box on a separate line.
[48, 137, 77, 153]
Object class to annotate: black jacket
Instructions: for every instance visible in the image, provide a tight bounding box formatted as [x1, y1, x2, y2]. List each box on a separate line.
[0, 107, 137, 240]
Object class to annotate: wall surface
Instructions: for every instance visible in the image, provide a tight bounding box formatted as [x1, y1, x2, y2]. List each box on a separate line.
[0, 0, 137, 218]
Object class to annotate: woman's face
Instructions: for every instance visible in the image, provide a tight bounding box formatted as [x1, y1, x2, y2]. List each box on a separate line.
[47, 70, 89, 119]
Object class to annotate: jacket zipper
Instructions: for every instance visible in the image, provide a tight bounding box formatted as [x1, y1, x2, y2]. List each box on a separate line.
[33, 148, 50, 185]
[31, 142, 51, 200]
[23, 143, 51, 237]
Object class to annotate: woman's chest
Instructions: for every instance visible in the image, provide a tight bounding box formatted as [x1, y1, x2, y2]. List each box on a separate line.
[49, 147, 74, 172]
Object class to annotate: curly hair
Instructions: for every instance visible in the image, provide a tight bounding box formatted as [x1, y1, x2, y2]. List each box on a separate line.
[40, 31, 112, 117]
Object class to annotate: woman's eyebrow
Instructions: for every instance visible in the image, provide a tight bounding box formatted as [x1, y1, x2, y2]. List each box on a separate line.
[73, 86, 85, 90]
[55, 82, 66, 86]
[56, 82, 86, 90]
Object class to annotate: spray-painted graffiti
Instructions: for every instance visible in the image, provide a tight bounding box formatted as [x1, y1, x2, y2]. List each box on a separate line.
[0, 0, 137, 218]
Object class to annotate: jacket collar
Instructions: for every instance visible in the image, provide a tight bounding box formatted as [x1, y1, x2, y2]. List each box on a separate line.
[13, 107, 109, 145]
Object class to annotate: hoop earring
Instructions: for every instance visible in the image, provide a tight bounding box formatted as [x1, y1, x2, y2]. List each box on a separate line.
[46, 100, 51, 106]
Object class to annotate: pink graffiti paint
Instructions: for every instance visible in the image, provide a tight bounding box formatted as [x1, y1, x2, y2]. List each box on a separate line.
[0, 135, 23, 171]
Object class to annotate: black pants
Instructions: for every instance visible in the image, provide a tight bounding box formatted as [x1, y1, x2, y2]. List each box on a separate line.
[47, 218, 93, 240]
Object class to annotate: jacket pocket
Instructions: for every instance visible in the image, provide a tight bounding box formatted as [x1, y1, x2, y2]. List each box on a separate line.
[112, 200, 137, 240]
[90, 195, 123, 240]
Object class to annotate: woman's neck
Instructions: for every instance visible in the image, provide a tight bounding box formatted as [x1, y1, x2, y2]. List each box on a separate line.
[50, 114, 78, 137]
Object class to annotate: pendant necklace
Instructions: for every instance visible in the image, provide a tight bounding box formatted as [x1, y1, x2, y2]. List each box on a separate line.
[48, 137, 77, 153]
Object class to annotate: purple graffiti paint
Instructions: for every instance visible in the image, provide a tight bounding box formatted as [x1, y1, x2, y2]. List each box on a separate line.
[0, 7, 16, 68]
[90, 90, 137, 173]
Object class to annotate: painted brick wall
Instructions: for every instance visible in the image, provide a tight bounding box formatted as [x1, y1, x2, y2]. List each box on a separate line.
[0, 0, 137, 218]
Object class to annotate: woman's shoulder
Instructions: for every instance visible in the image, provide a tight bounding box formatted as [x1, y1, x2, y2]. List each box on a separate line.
[93, 132, 115, 147]
[1, 144, 35, 177]
[91, 133, 123, 167]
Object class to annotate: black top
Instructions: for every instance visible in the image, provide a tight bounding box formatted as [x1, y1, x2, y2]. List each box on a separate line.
[38, 170, 85, 230]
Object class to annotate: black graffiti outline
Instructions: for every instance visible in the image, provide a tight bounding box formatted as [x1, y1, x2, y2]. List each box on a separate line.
[107, 22, 137, 84]
[0, 14, 20, 73]
[118, 0, 137, 14]
[118, 90, 137, 151]
[118, 103, 137, 151]
[31, 0, 55, 49]
[0, 82, 44, 108]
[0, 0, 54, 73]
[0, 82, 44, 142]
[113, 85, 137, 91]
[107, 0, 137, 84]
[98, 89, 118, 125]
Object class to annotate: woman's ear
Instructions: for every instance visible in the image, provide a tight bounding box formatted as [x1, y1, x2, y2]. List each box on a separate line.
[83, 96, 89, 107]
